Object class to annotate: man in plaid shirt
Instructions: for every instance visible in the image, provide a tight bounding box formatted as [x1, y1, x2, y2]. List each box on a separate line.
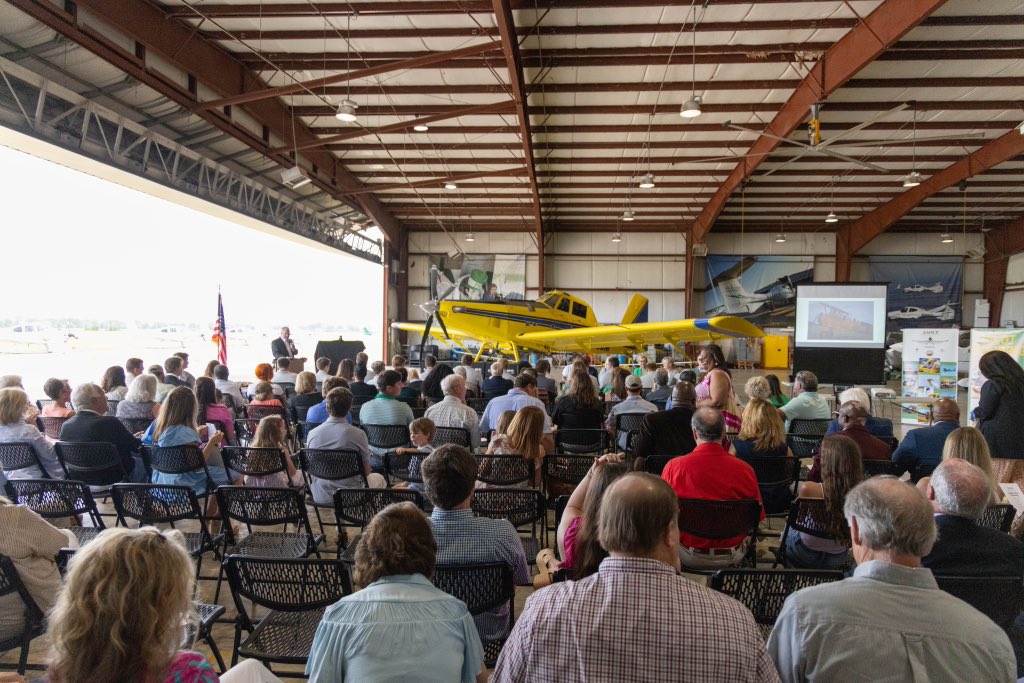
[493, 473, 780, 683]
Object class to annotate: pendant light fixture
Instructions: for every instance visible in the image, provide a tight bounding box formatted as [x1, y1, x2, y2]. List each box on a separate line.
[465, 232, 475, 242]
[775, 233, 787, 243]
[413, 123, 430, 132]
[940, 232, 953, 244]
[611, 232, 622, 243]
[335, 15, 358, 123]
[902, 109, 921, 187]
[621, 210, 635, 222]
[444, 181, 458, 190]
[824, 176, 839, 222]
[680, 5, 702, 118]
[639, 173, 656, 189]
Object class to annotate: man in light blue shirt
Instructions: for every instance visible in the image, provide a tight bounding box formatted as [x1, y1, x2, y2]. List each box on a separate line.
[304, 376, 351, 425]
[479, 372, 552, 436]
[768, 476, 1015, 683]
[778, 370, 830, 431]
[305, 387, 386, 504]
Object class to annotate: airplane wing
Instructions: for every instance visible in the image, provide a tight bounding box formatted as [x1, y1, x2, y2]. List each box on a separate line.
[513, 315, 765, 353]
[391, 322, 480, 350]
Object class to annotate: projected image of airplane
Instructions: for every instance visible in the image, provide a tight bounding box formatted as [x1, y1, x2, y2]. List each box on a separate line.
[900, 283, 944, 294]
[887, 304, 956, 321]
[808, 302, 875, 341]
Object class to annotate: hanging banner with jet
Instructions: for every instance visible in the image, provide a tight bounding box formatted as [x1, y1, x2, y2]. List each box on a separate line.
[900, 328, 959, 425]
[867, 256, 963, 331]
[428, 254, 526, 301]
[704, 256, 814, 327]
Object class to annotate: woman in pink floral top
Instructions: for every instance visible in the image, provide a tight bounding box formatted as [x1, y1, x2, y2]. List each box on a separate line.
[46, 527, 281, 683]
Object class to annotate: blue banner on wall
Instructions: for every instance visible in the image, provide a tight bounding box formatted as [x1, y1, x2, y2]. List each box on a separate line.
[704, 255, 814, 327]
[867, 256, 962, 331]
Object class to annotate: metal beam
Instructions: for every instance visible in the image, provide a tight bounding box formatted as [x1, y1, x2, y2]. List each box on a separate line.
[11, 0, 402, 246]
[492, 0, 544, 291]
[689, 0, 950, 243]
[346, 166, 529, 195]
[835, 127, 1024, 280]
[983, 218, 1024, 326]
[199, 40, 501, 110]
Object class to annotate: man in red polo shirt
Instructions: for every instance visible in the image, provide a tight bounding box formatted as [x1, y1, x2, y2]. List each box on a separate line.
[661, 407, 764, 570]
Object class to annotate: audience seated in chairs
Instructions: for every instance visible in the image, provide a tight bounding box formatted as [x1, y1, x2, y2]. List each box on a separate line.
[116, 374, 161, 420]
[162, 356, 187, 388]
[59, 383, 147, 482]
[605, 374, 657, 450]
[40, 377, 74, 418]
[247, 364, 285, 401]
[213, 364, 248, 413]
[922, 458, 1024, 577]
[730, 399, 792, 459]
[0, 494, 78, 644]
[824, 386, 894, 438]
[313, 356, 332, 384]
[478, 373, 553, 452]
[782, 434, 862, 569]
[46, 527, 282, 683]
[767, 476, 1016, 683]
[893, 397, 960, 482]
[306, 502, 486, 683]
[305, 376, 351, 426]
[289, 371, 322, 423]
[195, 376, 237, 446]
[248, 381, 284, 409]
[148, 365, 174, 404]
[536, 453, 629, 586]
[645, 368, 671, 404]
[635, 381, 697, 462]
[660, 407, 764, 570]
[552, 369, 604, 431]
[916, 426, 1001, 505]
[305, 387, 387, 505]
[0, 388, 63, 480]
[422, 445, 530, 649]
[422, 362, 455, 404]
[360, 370, 415, 465]
[334, 358, 356, 384]
[272, 356, 299, 385]
[808, 402, 892, 482]
[101, 365, 129, 401]
[486, 406, 547, 488]
[348, 363, 377, 402]
[481, 361, 513, 398]
[601, 367, 628, 405]
[493, 472, 777, 682]
[245, 415, 303, 488]
[425, 373, 481, 451]
[778, 370, 830, 431]
[391, 417, 435, 492]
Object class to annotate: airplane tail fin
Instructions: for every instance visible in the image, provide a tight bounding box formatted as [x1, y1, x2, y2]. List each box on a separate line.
[717, 278, 749, 314]
[620, 294, 649, 325]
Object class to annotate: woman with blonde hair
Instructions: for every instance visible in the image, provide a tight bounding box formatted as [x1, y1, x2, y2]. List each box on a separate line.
[783, 434, 863, 569]
[916, 426, 1000, 505]
[289, 371, 321, 422]
[47, 527, 281, 683]
[247, 414, 303, 488]
[730, 398, 791, 458]
[0, 387, 62, 480]
[744, 376, 771, 403]
[487, 406, 547, 486]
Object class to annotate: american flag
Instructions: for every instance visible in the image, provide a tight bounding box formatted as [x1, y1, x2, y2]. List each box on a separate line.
[211, 292, 227, 365]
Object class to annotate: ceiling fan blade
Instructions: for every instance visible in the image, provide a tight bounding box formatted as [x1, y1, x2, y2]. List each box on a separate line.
[671, 151, 775, 165]
[831, 133, 986, 148]
[755, 148, 815, 178]
[816, 102, 910, 149]
[419, 315, 434, 369]
[723, 121, 816, 149]
[814, 147, 889, 172]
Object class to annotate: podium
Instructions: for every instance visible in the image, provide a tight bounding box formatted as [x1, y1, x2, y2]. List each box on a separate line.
[287, 358, 306, 373]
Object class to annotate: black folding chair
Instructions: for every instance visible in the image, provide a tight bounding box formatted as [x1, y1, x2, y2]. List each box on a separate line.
[934, 575, 1024, 630]
[737, 455, 801, 523]
[643, 454, 676, 476]
[475, 454, 535, 487]
[110, 483, 225, 596]
[146, 444, 219, 504]
[471, 487, 547, 562]
[117, 416, 153, 436]
[862, 459, 901, 477]
[433, 563, 515, 668]
[35, 415, 70, 439]
[677, 498, 762, 570]
[980, 504, 1016, 533]
[468, 397, 490, 415]
[614, 413, 646, 451]
[215, 486, 323, 561]
[431, 426, 472, 449]
[220, 446, 292, 487]
[555, 428, 609, 455]
[786, 418, 830, 460]
[246, 404, 290, 424]
[710, 568, 845, 639]
[774, 498, 852, 570]
[334, 488, 426, 561]
[384, 451, 426, 487]
[0, 554, 46, 674]
[298, 448, 369, 544]
[54, 441, 130, 491]
[363, 423, 410, 473]
[0, 441, 52, 479]
[225, 555, 353, 669]
[542, 453, 595, 501]
[5, 478, 105, 546]
[233, 419, 260, 446]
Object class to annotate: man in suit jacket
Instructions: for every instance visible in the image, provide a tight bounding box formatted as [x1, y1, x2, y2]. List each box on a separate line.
[271, 326, 299, 359]
[923, 458, 1024, 577]
[893, 397, 960, 481]
[163, 356, 187, 387]
[60, 383, 147, 482]
[635, 382, 697, 460]
[481, 361, 513, 397]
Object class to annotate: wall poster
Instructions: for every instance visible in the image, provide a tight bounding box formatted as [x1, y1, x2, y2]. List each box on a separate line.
[968, 328, 1024, 418]
[867, 256, 963, 332]
[900, 329, 959, 425]
[704, 256, 814, 327]
[429, 254, 526, 301]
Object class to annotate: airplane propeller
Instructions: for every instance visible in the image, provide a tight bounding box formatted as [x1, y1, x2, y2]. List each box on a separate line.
[417, 267, 462, 368]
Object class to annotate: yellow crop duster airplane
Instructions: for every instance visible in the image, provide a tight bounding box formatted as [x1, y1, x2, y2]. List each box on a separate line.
[393, 268, 766, 362]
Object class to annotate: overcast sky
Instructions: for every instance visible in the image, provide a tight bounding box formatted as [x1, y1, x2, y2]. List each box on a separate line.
[1, 143, 383, 331]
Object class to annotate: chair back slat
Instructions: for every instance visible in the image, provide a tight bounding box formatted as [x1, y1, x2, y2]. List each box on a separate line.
[233, 419, 260, 445]
[332, 488, 425, 528]
[431, 426, 472, 449]
[384, 451, 425, 484]
[246, 405, 289, 423]
[225, 556, 352, 613]
[147, 445, 207, 476]
[0, 442, 49, 477]
[362, 424, 411, 450]
[6, 478, 104, 523]
[786, 433, 823, 459]
[299, 449, 366, 483]
[118, 417, 153, 436]
[555, 428, 608, 455]
[614, 413, 646, 434]
[433, 562, 514, 616]
[111, 483, 205, 525]
[55, 441, 126, 486]
[475, 454, 533, 487]
[542, 453, 594, 498]
[788, 419, 831, 437]
[677, 498, 761, 540]
[471, 488, 545, 529]
[215, 485, 307, 528]
[710, 568, 844, 635]
[737, 455, 801, 516]
[221, 446, 289, 478]
[36, 415, 70, 439]
[862, 459, 901, 477]
[979, 504, 1016, 533]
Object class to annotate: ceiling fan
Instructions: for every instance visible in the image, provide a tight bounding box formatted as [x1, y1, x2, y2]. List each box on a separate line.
[721, 101, 984, 178]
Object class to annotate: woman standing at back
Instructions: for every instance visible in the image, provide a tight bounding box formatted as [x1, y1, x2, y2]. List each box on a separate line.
[695, 343, 742, 431]
[974, 350, 1024, 461]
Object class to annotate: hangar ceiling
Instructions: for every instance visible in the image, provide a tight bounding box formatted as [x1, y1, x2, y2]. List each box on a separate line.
[1, 0, 1023, 270]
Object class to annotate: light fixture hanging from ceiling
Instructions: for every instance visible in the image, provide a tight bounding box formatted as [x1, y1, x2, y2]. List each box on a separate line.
[902, 108, 921, 187]
[824, 211, 839, 223]
[465, 232, 475, 242]
[902, 170, 922, 188]
[611, 232, 622, 243]
[335, 15, 358, 123]
[639, 173, 656, 189]
[825, 176, 839, 222]
[413, 123, 429, 132]
[621, 210, 635, 222]
[680, 4, 702, 118]
[775, 233, 787, 243]
[940, 232, 953, 243]
[444, 181, 458, 190]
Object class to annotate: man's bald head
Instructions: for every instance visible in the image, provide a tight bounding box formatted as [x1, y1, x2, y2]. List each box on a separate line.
[838, 401, 869, 428]
[598, 473, 678, 557]
[931, 458, 991, 520]
[932, 397, 960, 424]
[672, 381, 696, 409]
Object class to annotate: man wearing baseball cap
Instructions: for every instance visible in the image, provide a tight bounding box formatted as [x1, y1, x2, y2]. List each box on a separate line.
[606, 373, 659, 450]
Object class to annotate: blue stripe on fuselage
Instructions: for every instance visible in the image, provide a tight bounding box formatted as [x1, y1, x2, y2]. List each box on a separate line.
[455, 307, 586, 330]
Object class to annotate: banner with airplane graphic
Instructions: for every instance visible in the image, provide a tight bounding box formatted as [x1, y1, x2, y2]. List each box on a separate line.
[704, 255, 814, 327]
[867, 256, 963, 331]
[429, 254, 526, 301]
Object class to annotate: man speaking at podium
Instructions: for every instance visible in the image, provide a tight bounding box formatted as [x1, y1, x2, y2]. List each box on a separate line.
[272, 326, 299, 359]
